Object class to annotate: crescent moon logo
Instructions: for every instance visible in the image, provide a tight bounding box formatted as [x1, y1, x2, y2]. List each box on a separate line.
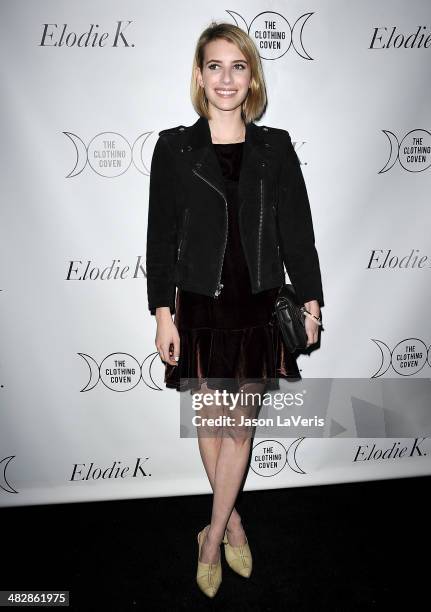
[78, 353, 101, 392]
[64, 131, 155, 178]
[64, 132, 88, 177]
[227, 10, 313, 61]
[225, 10, 248, 33]
[0, 456, 18, 494]
[379, 130, 400, 173]
[370, 339, 392, 377]
[141, 351, 164, 391]
[291, 13, 314, 60]
[286, 437, 306, 474]
[132, 131, 153, 175]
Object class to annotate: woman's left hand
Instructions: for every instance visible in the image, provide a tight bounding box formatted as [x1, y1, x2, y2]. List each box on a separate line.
[304, 300, 321, 348]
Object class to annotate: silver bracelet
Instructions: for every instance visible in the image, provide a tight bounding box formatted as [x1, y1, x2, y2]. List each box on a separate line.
[302, 307, 322, 326]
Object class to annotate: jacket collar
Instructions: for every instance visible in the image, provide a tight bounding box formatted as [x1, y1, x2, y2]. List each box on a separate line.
[182, 115, 273, 201]
[188, 114, 262, 152]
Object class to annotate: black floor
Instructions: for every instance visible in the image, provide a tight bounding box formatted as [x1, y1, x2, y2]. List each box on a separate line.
[1, 475, 429, 611]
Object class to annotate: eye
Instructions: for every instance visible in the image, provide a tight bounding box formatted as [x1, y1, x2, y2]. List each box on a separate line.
[207, 62, 247, 70]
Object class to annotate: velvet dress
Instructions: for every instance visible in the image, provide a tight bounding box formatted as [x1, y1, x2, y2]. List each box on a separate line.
[164, 141, 301, 393]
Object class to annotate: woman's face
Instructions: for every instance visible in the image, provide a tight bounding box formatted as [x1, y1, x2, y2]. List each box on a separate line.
[196, 38, 251, 115]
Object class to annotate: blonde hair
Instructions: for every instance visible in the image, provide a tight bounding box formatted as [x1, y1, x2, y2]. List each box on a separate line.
[190, 22, 267, 123]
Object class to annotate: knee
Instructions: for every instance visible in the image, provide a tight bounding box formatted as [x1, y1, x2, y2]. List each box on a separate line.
[199, 423, 223, 438]
[223, 427, 253, 446]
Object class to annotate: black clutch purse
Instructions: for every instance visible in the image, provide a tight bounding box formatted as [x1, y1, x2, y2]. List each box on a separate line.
[272, 283, 308, 353]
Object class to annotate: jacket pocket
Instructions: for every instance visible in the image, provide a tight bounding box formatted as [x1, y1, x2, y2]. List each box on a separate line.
[177, 208, 190, 263]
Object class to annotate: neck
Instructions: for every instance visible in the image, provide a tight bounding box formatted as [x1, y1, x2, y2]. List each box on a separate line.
[208, 108, 245, 144]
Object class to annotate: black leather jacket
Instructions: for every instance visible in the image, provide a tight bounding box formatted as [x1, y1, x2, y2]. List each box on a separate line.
[146, 115, 324, 315]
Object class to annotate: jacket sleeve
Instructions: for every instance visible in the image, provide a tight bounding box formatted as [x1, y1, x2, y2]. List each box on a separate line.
[146, 134, 177, 316]
[277, 131, 325, 307]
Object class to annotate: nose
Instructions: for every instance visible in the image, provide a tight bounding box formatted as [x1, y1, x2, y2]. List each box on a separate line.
[221, 68, 233, 84]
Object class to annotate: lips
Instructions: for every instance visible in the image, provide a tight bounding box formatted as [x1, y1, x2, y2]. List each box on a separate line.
[215, 89, 238, 97]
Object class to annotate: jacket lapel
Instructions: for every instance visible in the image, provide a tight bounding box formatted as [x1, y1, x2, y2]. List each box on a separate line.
[185, 115, 265, 193]
[180, 115, 279, 216]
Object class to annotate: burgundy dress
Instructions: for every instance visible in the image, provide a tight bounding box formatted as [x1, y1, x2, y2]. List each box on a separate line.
[164, 141, 301, 393]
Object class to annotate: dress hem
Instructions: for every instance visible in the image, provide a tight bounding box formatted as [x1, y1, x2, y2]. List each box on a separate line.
[164, 371, 302, 393]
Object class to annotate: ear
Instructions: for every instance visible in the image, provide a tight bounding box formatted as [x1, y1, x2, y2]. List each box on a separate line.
[195, 66, 203, 87]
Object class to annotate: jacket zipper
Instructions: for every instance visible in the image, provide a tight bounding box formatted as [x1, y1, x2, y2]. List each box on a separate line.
[257, 178, 264, 288]
[272, 203, 281, 262]
[177, 208, 189, 262]
[192, 168, 227, 297]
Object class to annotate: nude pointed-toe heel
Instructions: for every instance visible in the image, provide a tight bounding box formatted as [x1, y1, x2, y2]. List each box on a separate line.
[222, 528, 253, 578]
[196, 526, 222, 598]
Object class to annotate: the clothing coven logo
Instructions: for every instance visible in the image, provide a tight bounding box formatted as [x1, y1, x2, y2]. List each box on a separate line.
[371, 338, 430, 377]
[380, 129, 431, 173]
[79, 351, 165, 392]
[64, 131, 154, 178]
[227, 10, 314, 60]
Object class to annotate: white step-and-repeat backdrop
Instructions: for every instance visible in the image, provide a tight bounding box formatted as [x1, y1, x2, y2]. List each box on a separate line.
[1, 0, 431, 507]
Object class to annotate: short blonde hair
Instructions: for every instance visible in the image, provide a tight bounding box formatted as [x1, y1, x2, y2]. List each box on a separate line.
[190, 21, 267, 123]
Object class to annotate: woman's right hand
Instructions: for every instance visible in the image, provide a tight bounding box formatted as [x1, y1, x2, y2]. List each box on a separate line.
[155, 307, 180, 366]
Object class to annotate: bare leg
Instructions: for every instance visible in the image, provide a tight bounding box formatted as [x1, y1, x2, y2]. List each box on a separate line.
[195, 381, 244, 535]
[197, 380, 265, 563]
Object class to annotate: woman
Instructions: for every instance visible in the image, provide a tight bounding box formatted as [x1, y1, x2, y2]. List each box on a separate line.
[146, 22, 324, 597]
